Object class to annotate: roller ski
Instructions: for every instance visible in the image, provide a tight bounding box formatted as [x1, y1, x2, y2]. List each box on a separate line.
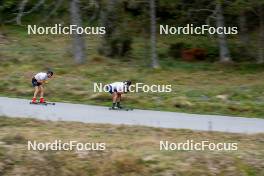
[108, 106, 133, 111]
[30, 97, 55, 106]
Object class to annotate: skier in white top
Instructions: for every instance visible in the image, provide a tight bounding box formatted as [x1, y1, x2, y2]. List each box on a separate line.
[106, 80, 132, 109]
[31, 71, 53, 103]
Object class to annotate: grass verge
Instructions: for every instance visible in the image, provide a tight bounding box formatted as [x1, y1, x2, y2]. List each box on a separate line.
[0, 116, 263, 176]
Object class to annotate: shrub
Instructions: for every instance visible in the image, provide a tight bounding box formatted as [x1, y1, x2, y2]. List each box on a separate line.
[98, 35, 133, 58]
[181, 48, 207, 61]
[229, 44, 254, 62]
[198, 42, 218, 61]
[168, 42, 190, 59]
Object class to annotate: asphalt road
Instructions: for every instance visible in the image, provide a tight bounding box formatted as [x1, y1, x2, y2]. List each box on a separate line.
[0, 97, 263, 134]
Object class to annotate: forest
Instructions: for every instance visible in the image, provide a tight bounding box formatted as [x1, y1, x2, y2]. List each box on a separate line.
[1, 0, 264, 64]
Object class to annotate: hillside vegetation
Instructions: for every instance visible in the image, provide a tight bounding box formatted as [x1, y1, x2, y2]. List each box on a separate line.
[1, 26, 264, 118]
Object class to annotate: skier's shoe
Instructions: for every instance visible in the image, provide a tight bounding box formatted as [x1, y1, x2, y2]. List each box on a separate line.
[39, 98, 46, 103]
[117, 106, 123, 109]
[110, 106, 119, 110]
[31, 97, 37, 104]
[117, 102, 123, 109]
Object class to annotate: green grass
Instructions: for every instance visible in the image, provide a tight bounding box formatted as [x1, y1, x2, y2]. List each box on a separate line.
[0, 116, 263, 176]
[1, 25, 264, 118]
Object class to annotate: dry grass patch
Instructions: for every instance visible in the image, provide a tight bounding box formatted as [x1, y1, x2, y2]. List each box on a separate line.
[0, 117, 263, 175]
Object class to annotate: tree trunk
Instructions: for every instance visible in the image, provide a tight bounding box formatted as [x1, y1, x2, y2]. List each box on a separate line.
[149, 0, 159, 68]
[70, 0, 86, 64]
[238, 11, 249, 45]
[89, 0, 100, 21]
[105, 0, 116, 37]
[258, 6, 264, 64]
[99, 0, 117, 56]
[216, 1, 232, 63]
[16, 0, 28, 25]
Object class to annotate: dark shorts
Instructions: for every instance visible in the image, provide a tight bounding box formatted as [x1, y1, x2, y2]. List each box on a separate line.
[106, 85, 117, 94]
[32, 78, 41, 87]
